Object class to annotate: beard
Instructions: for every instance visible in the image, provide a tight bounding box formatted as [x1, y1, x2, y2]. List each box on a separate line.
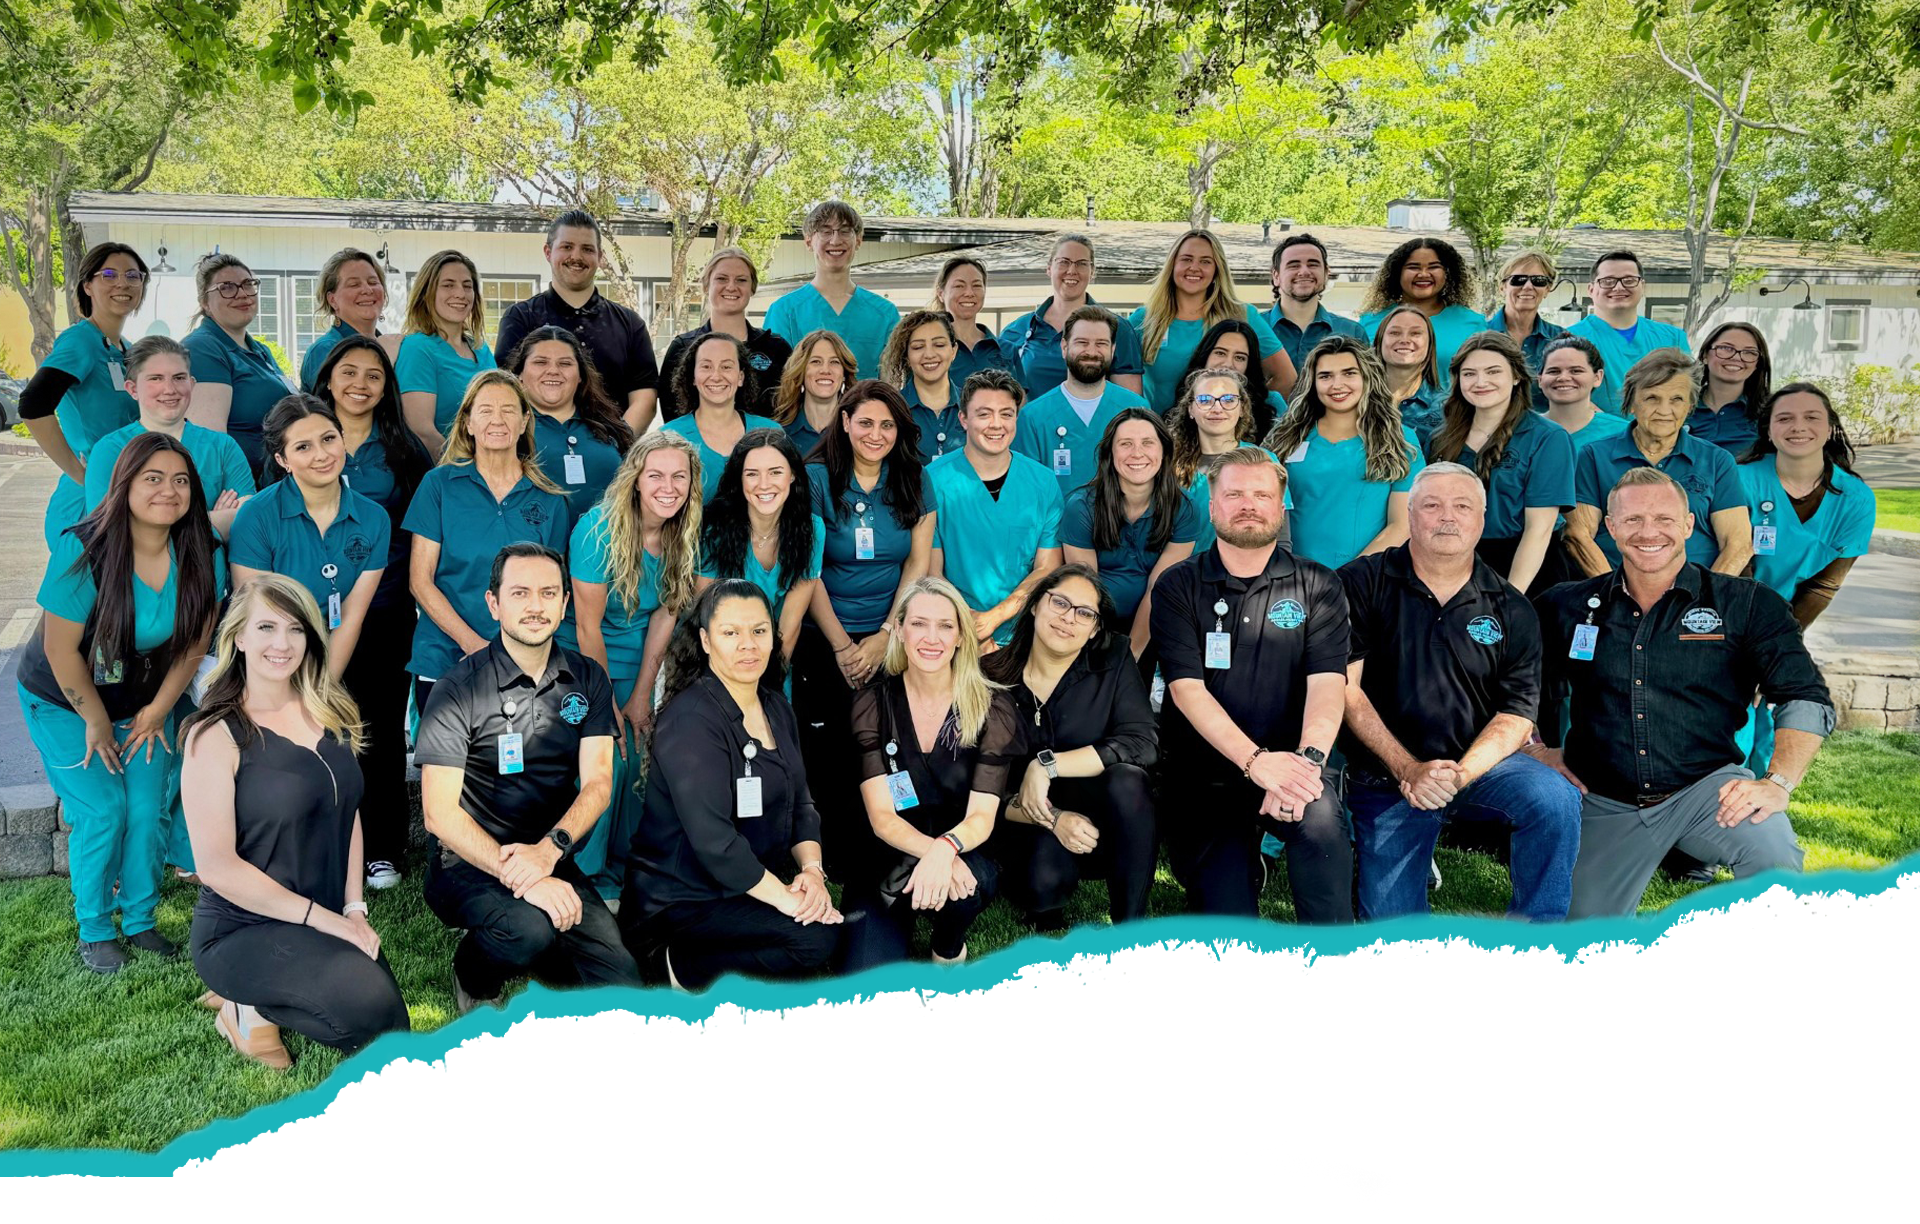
[502, 616, 559, 649]
[1066, 353, 1111, 384]
[1215, 518, 1281, 548]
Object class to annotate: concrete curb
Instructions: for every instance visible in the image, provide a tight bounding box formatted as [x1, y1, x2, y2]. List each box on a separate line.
[0, 782, 64, 879]
[0, 440, 49, 458]
[1871, 527, 1919, 559]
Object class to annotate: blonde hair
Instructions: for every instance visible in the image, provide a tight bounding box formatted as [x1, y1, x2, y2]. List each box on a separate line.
[881, 576, 1002, 748]
[436, 369, 565, 493]
[314, 248, 387, 323]
[773, 329, 858, 426]
[1137, 229, 1245, 364]
[1265, 337, 1414, 484]
[404, 250, 485, 341]
[1497, 249, 1557, 284]
[185, 576, 365, 754]
[595, 432, 704, 617]
[700, 246, 759, 295]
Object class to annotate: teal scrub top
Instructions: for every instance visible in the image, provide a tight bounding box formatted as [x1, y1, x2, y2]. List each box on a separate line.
[39, 320, 137, 544]
[300, 319, 380, 391]
[1564, 409, 1631, 454]
[904, 379, 964, 465]
[1738, 457, 1876, 602]
[1130, 304, 1285, 415]
[1185, 443, 1290, 552]
[1281, 424, 1424, 570]
[84, 421, 256, 514]
[1567, 315, 1692, 416]
[658, 412, 785, 504]
[809, 462, 933, 635]
[401, 463, 571, 676]
[1361, 305, 1490, 390]
[1060, 485, 1201, 617]
[1013, 381, 1151, 501]
[530, 409, 625, 526]
[762, 284, 900, 384]
[927, 450, 1064, 645]
[998, 297, 1145, 399]
[183, 317, 297, 473]
[340, 434, 421, 609]
[38, 531, 180, 651]
[698, 513, 826, 612]
[1485, 308, 1567, 412]
[556, 503, 663, 681]
[227, 476, 392, 620]
[1441, 410, 1576, 542]
[1688, 397, 1760, 457]
[1574, 426, 1745, 567]
[949, 331, 1018, 386]
[1263, 303, 1369, 375]
[395, 332, 496, 434]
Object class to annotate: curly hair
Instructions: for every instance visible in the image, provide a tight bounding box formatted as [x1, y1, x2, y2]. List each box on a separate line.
[1360, 238, 1475, 315]
[880, 309, 958, 387]
[1167, 366, 1256, 487]
[1179, 317, 1276, 438]
[773, 329, 857, 427]
[700, 427, 817, 597]
[1264, 336, 1415, 484]
[672, 331, 760, 420]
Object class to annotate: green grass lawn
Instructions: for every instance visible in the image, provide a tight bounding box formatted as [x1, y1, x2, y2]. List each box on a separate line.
[1874, 488, 1920, 533]
[3, 729, 1916, 1153]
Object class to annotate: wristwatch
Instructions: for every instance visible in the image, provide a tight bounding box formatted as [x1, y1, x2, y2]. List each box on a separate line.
[1764, 772, 1796, 798]
[1297, 746, 1328, 767]
[545, 829, 574, 859]
[1037, 749, 1059, 779]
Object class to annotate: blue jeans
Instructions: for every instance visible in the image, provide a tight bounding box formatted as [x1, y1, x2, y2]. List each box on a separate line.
[1348, 751, 1582, 923]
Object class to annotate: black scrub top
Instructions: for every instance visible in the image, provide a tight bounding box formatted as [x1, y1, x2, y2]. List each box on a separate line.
[496, 287, 660, 410]
[852, 674, 1020, 837]
[1000, 635, 1157, 771]
[657, 321, 794, 420]
[625, 673, 820, 918]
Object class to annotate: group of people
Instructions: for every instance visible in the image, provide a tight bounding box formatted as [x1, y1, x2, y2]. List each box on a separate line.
[15, 202, 1871, 1072]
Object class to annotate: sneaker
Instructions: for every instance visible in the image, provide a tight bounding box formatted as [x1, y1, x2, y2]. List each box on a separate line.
[127, 929, 179, 958]
[365, 861, 402, 890]
[78, 939, 127, 974]
[453, 972, 501, 1017]
[1429, 858, 1444, 891]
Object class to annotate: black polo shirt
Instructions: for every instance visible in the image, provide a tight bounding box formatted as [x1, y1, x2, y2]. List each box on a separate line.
[1339, 545, 1542, 780]
[413, 637, 617, 850]
[495, 288, 659, 408]
[1534, 563, 1835, 805]
[656, 321, 793, 419]
[1150, 544, 1349, 783]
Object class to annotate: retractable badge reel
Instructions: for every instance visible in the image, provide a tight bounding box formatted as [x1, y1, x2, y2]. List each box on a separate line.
[1569, 596, 1601, 661]
[321, 563, 342, 629]
[1753, 499, 1777, 555]
[563, 436, 587, 486]
[1205, 598, 1232, 669]
[1052, 425, 1073, 476]
[884, 740, 919, 810]
[737, 741, 764, 818]
[853, 500, 876, 561]
[497, 699, 524, 775]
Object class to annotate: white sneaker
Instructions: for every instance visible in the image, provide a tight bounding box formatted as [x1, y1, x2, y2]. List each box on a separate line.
[365, 861, 402, 890]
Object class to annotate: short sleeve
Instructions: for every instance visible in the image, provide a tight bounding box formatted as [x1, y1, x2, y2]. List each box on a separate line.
[401, 468, 447, 541]
[1301, 566, 1351, 676]
[806, 466, 831, 524]
[1835, 483, 1877, 556]
[1112, 317, 1145, 378]
[967, 691, 1021, 799]
[569, 511, 613, 584]
[1494, 595, 1544, 724]
[225, 494, 276, 571]
[36, 532, 97, 623]
[849, 681, 890, 781]
[1390, 428, 1426, 493]
[1168, 493, 1202, 544]
[361, 500, 393, 573]
[1703, 446, 1745, 515]
[628, 315, 659, 392]
[1244, 306, 1285, 363]
[1573, 442, 1604, 511]
[494, 304, 529, 369]
[1037, 475, 1065, 549]
[1338, 559, 1375, 664]
[1060, 489, 1096, 549]
[1149, 565, 1202, 682]
[576, 656, 617, 738]
[410, 671, 476, 769]
[394, 335, 437, 397]
[215, 434, 258, 497]
[83, 434, 124, 507]
[806, 515, 826, 580]
[1525, 425, 1576, 510]
[186, 334, 235, 386]
[41, 326, 92, 379]
[763, 295, 797, 346]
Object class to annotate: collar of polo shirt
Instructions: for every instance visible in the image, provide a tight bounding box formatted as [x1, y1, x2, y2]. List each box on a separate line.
[1199, 541, 1297, 589]
[485, 635, 574, 692]
[1382, 542, 1506, 603]
[1603, 557, 1707, 606]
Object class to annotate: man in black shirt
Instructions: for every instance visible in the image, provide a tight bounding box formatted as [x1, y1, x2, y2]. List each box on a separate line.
[1530, 467, 1834, 918]
[1340, 462, 1582, 922]
[417, 544, 640, 1010]
[1149, 448, 1352, 921]
[495, 210, 661, 431]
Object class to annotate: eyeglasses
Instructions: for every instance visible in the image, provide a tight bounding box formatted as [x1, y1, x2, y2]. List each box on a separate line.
[1193, 393, 1241, 408]
[1051, 258, 1093, 273]
[211, 278, 262, 299]
[812, 227, 857, 240]
[94, 268, 149, 283]
[1506, 274, 1552, 288]
[1593, 275, 1644, 291]
[1709, 343, 1761, 363]
[1043, 591, 1101, 627]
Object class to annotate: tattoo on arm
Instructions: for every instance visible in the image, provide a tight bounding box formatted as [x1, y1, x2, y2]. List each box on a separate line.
[62, 687, 84, 708]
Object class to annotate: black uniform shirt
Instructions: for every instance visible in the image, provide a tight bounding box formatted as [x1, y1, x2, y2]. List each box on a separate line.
[1000, 635, 1158, 771]
[1150, 544, 1350, 783]
[413, 637, 616, 850]
[1339, 545, 1542, 779]
[1534, 563, 1835, 804]
[852, 676, 1021, 837]
[657, 321, 793, 420]
[496, 287, 659, 408]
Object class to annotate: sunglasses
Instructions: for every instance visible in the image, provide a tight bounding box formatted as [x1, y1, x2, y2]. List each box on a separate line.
[1506, 274, 1553, 288]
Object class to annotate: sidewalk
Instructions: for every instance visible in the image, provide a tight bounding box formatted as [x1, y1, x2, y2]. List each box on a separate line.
[1856, 440, 1920, 490]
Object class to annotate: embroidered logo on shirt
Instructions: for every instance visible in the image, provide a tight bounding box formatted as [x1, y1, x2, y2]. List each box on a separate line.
[520, 503, 550, 529]
[1466, 615, 1504, 646]
[1681, 607, 1723, 634]
[559, 693, 589, 725]
[749, 353, 772, 371]
[342, 535, 374, 566]
[1267, 598, 1306, 630]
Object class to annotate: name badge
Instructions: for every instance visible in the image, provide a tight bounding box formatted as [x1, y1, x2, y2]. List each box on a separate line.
[854, 525, 877, 560]
[108, 360, 127, 387]
[886, 769, 919, 811]
[1285, 439, 1311, 463]
[497, 732, 525, 775]
[736, 774, 764, 819]
[1753, 524, 1777, 555]
[1205, 631, 1232, 669]
[1569, 623, 1599, 661]
[1052, 447, 1073, 475]
[327, 590, 343, 630]
[563, 453, 587, 485]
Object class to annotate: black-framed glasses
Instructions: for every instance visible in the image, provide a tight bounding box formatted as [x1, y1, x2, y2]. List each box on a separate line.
[1506, 274, 1552, 288]
[94, 268, 149, 283]
[1043, 590, 1101, 627]
[1709, 343, 1761, 362]
[1594, 275, 1644, 291]
[212, 278, 262, 299]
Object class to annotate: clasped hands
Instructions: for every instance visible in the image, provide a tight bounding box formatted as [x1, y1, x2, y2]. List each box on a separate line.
[497, 839, 583, 932]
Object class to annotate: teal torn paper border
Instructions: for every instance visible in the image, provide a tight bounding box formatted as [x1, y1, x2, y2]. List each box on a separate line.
[4, 858, 1914, 1177]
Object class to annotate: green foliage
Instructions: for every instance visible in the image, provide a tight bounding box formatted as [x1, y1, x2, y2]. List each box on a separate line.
[259, 337, 294, 376]
[1822, 364, 1920, 445]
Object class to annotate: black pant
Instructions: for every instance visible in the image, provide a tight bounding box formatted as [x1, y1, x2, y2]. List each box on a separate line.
[621, 895, 839, 991]
[191, 912, 410, 1052]
[424, 853, 641, 999]
[994, 765, 1156, 925]
[1166, 770, 1353, 922]
[343, 600, 415, 869]
[792, 623, 881, 887]
[839, 849, 999, 970]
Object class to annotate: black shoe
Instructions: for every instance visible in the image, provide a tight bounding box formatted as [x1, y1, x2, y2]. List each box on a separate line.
[78, 939, 127, 974]
[1030, 910, 1070, 936]
[127, 929, 179, 958]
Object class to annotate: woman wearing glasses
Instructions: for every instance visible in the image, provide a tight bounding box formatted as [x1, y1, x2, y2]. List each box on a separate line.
[1167, 368, 1288, 553]
[1692, 324, 1772, 456]
[20, 243, 149, 547]
[998, 234, 1146, 399]
[1487, 250, 1568, 412]
[983, 566, 1157, 932]
[184, 255, 298, 475]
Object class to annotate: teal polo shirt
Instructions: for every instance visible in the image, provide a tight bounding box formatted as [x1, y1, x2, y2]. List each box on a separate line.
[1688, 397, 1760, 457]
[183, 317, 297, 473]
[1130, 304, 1285, 415]
[1060, 485, 1201, 617]
[556, 503, 663, 683]
[1264, 303, 1369, 374]
[1738, 456, 1876, 602]
[949, 331, 1018, 385]
[762, 284, 900, 384]
[401, 463, 572, 676]
[658, 411, 785, 504]
[395, 332, 497, 434]
[1395, 384, 1446, 448]
[1361, 305, 1490, 390]
[904, 379, 964, 465]
[1012, 381, 1151, 500]
[927, 450, 1064, 645]
[998, 296, 1144, 398]
[340, 434, 422, 609]
[529, 409, 625, 526]
[1486, 309, 1567, 412]
[85, 421, 256, 514]
[1441, 410, 1576, 541]
[1281, 424, 1424, 570]
[785, 413, 828, 464]
[1574, 426, 1744, 567]
[227, 476, 392, 619]
[1567, 314, 1692, 415]
[299, 319, 381, 391]
[699, 514, 826, 612]
[40, 320, 138, 546]
[809, 461, 933, 635]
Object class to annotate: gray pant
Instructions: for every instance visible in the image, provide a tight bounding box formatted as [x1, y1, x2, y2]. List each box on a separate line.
[1569, 765, 1805, 918]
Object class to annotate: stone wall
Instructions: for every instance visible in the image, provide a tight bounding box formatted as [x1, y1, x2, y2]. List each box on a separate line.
[0, 783, 65, 880]
[1823, 652, 1920, 732]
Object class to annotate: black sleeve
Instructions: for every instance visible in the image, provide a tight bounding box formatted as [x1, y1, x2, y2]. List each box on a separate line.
[19, 365, 79, 421]
[1338, 557, 1375, 665]
[652, 698, 770, 895]
[1494, 593, 1543, 726]
[969, 691, 1021, 799]
[774, 696, 821, 847]
[412, 673, 477, 769]
[850, 680, 890, 782]
[578, 656, 617, 738]
[494, 302, 530, 367]
[1149, 565, 1203, 683]
[627, 312, 659, 393]
[1743, 581, 1835, 728]
[656, 334, 688, 419]
[1092, 652, 1158, 770]
[1531, 590, 1571, 749]
[1302, 565, 1351, 676]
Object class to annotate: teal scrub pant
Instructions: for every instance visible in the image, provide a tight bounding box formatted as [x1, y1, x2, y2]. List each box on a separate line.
[18, 683, 181, 942]
[571, 673, 645, 901]
[165, 689, 199, 873]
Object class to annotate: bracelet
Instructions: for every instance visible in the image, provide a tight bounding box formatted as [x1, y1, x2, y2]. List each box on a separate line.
[941, 832, 965, 854]
[343, 900, 369, 917]
[834, 639, 859, 654]
[301, 899, 315, 926]
[1242, 747, 1268, 778]
[798, 861, 826, 880]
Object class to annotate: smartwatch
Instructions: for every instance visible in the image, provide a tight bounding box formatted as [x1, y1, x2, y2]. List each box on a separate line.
[1297, 746, 1328, 767]
[545, 829, 574, 859]
[1037, 749, 1059, 779]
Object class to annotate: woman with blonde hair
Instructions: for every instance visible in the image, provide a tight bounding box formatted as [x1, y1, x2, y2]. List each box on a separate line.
[772, 328, 857, 459]
[1130, 229, 1296, 413]
[840, 576, 1021, 970]
[1372, 304, 1446, 445]
[402, 370, 570, 709]
[1487, 249, 1567, 411]
[658, 247, 793, 419]
[881, 310, 963, 463]
[929, 256, 1015, 383]
[396, 249, 495, 454]
[184, 575, 410, 1070]
[300, 248, 401, 390]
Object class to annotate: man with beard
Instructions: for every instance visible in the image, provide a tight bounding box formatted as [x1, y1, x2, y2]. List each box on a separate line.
[1013, 306, 1151, 499]
[1149, 448, 1353, 921]
[417, 544, 641, 1012]
[496, 210, 661, 431]
[1530, 467, 1833, 918]
[1337, 462, 1582, 923]
[1264, 233, 1368, 375]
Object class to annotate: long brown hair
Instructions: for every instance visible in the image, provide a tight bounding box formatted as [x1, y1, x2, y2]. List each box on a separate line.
[1428, 331, 1533, 480]
[773, 329, 857, 426]
[506, 324, 635, 452]
[1088, 408, 1183, 553]
[1265, 336, 1415, 484]
[404, 250, 485, 341]
[183, 576, 365, 755]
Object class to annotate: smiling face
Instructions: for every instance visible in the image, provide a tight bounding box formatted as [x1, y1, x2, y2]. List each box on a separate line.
[520, 339, 581, 411]
[1048, 240, 1094, 300]
[1312, 351, 1364, 416]
[701, 594, 774, 685]
[326, 348, 387, 424]
[1171, 236, 1218, 299]
[1539, 347, 1601, 408]
[805, 219, 859, 272]
[546, 225, 601, 294]
[1274, 243, 1328, 303]
[1457, 347, 1516, 413]
[1502, 256, 1549, 315]
[940, 264, 985, 321]
[206, 264, 260, 330]
[637, 446, 693, 523]
[1109, 418, 1163, 487]
[803, 339, 846, 404]
[907, 321, 956, 385]
[487, 553, 567, 649]
[962, 389, 1019, 457]
[897, 590, 961, 674]
[1190, 374, 1245, 445]
[1630, 373, 1695, 442]
[1210, 458, 1284, 547]
[1063, 318, 1115, 384]
[739, 445, 793, 520]
[275, 413, 346, 488]
[1767, 390, 1833, 460]
[328, 259, 386, 329]
[1606, 480, 1694, 575]
[1589, 257, 1645, 313]
[1378, 314, 1429, 372]
[234, 591, 309, 685]
[128, 449, 194, 528]
[432, 262, 477, 332]
[843, 397, 899, 466]
[705, 257, 756, 317]
[128, 354, 194, 427]
[1705, 327, 1762, 388]
[92, 253, 147, 320]
[1204, 331, 1252, 375]
[467, 383, 528, 454]
[1407, 471, 1485, 558]
[1033, 574, 1102, 655]
[692, 337, 745, 409]
[1398, 247, 1446, 305]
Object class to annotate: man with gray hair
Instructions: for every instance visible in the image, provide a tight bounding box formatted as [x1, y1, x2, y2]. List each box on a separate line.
[1529, 466, 1834, 917]
[1339, 461, 1583, 921]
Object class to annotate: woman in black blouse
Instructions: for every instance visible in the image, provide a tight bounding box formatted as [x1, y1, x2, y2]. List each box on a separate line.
[983, 565, 1158, 931]
[842, 576, 1021, 971]
[619, 579, 841, 990]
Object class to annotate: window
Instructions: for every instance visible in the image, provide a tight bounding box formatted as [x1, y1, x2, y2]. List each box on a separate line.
[1826, 301, 1867, 352]
[482, 277, 540, 327]
[1646, 300, 1688, 328]
[291, 273, 324, 370]
[252, 275, 285, 367]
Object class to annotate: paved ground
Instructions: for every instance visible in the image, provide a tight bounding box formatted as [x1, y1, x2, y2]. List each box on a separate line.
[1856, 440, 1920, 490]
